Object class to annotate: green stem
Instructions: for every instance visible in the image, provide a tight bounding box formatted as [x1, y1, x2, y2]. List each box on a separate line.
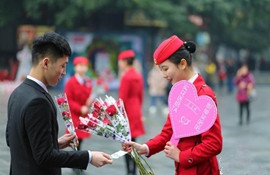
[130, 148, 155, 175]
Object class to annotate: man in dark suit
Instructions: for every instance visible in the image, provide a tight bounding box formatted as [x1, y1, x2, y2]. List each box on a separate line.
[6, 32, 113, 175]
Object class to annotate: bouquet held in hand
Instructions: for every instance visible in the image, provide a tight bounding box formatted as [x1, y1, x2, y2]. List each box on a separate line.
[55, 93, 79, 150]
[77, 95, 154, 175]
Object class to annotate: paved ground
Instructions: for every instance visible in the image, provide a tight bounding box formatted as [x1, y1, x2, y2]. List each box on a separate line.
[0, 81, 270, 175]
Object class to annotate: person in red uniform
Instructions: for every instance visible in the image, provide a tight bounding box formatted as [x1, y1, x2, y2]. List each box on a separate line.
[118, 50, 145, 175]
[65, 56, 93, 151]
[123, 35, 223, 175]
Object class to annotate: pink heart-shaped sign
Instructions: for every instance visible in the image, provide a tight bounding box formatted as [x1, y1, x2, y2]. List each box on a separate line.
[168, 80, 217, 146]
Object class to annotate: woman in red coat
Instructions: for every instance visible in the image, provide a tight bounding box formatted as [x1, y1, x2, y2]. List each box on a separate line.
[123, 36, 222, 175]
[65, 56, 92, 151]
[118, 50, 145, 175]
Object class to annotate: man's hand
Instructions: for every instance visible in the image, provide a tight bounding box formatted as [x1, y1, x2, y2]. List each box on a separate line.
[122, 142, 147, 155]
[164, 141, 180, 162]
[58, 134, 76, 149]
[90, 152, 113, 167]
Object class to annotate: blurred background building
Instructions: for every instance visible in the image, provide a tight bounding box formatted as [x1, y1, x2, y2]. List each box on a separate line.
[0, 0, 270, 89]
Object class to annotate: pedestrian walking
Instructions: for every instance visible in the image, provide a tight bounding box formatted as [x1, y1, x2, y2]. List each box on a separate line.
[147, 65, 168, 114]
[123, 35, 222, 175]
[234, 63, 255, 125]
[205, 59, 217, 90]
[218, 60, 226, 89]
[118, 49, 145, 175]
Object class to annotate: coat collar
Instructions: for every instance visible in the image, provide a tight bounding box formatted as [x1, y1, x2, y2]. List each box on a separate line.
[193, 73, 206, 92]
[24, 78, 47, 94]
[23, 78, 57, 114]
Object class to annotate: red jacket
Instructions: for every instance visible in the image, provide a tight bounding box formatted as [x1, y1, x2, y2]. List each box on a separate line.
[65, 75, 92, 139]
[146, 74, 222, 175]
[119, 68, 145, 138]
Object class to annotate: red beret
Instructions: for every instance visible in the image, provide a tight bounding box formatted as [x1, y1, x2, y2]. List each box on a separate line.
[73, 56, 89, 65]
[118, 50, 135, 60]
[153, 35, 184, 65]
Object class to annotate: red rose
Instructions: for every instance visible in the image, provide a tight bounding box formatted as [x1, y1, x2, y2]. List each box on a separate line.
[62, 111, 71, 118]
[62, 111, 66, 116]
[92, 110, 99, 118]
[57, 97, 65, 105]
[87, 119, 97, 128]
[105, 105, 117, 116]
[103, 118, 111, 125]
[93, 101, 102, 110]
[77, 122, 88, 130]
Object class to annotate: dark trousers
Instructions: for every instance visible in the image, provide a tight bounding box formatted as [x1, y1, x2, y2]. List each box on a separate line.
[125, 138, 136, 175]
[239, 101, 250, 125]
[73, 139, 84, 175]
[77, 139, 83, 151]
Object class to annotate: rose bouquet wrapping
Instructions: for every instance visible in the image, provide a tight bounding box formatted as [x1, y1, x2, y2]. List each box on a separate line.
[77, 95, 154, 175]
[78, 96, 131, 143]
[55, 93, 79, 151]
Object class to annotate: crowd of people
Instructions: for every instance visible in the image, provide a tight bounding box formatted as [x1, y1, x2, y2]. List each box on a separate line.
[5, 31, 258, 175]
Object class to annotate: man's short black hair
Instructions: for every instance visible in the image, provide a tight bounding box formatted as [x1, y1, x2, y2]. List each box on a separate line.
[32, 31, 71, 65]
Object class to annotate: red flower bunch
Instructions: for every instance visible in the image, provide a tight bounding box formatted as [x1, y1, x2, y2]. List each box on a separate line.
[77, 96, 131, 143]
[76, 96, 155, 175]
[55, 93, 79, 150]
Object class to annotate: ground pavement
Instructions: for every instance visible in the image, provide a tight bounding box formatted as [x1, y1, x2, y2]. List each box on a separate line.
[0, 82, 270, 175]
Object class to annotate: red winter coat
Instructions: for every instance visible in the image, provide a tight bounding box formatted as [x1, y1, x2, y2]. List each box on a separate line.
[119, 68, 145, 138]
[65, 75, 92, 139]
[146, 74, 222, 175]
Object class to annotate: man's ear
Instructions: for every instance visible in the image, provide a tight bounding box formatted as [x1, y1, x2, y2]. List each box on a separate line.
[42, 57, 50, 70]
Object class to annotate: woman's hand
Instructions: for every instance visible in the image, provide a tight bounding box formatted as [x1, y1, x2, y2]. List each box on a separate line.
[164, 141, 180, 162]
[58, 134, 76, 149]
[81, 105, 89, 115]
[122, 141, 148, 155]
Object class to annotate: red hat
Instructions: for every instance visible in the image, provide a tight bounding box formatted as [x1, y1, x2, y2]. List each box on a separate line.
[73, 56, 89, 65]
[153, 35, 184, 65]
[118, 50, 135, 60]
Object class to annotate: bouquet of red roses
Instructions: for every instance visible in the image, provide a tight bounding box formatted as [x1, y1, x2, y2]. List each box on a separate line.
[77, 95, 154, 175]
[78, 95, 131, 143]
[55, 93, 79, 151]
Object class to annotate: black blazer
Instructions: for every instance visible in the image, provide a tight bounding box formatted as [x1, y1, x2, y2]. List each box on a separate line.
[6, 78, 89, 175]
